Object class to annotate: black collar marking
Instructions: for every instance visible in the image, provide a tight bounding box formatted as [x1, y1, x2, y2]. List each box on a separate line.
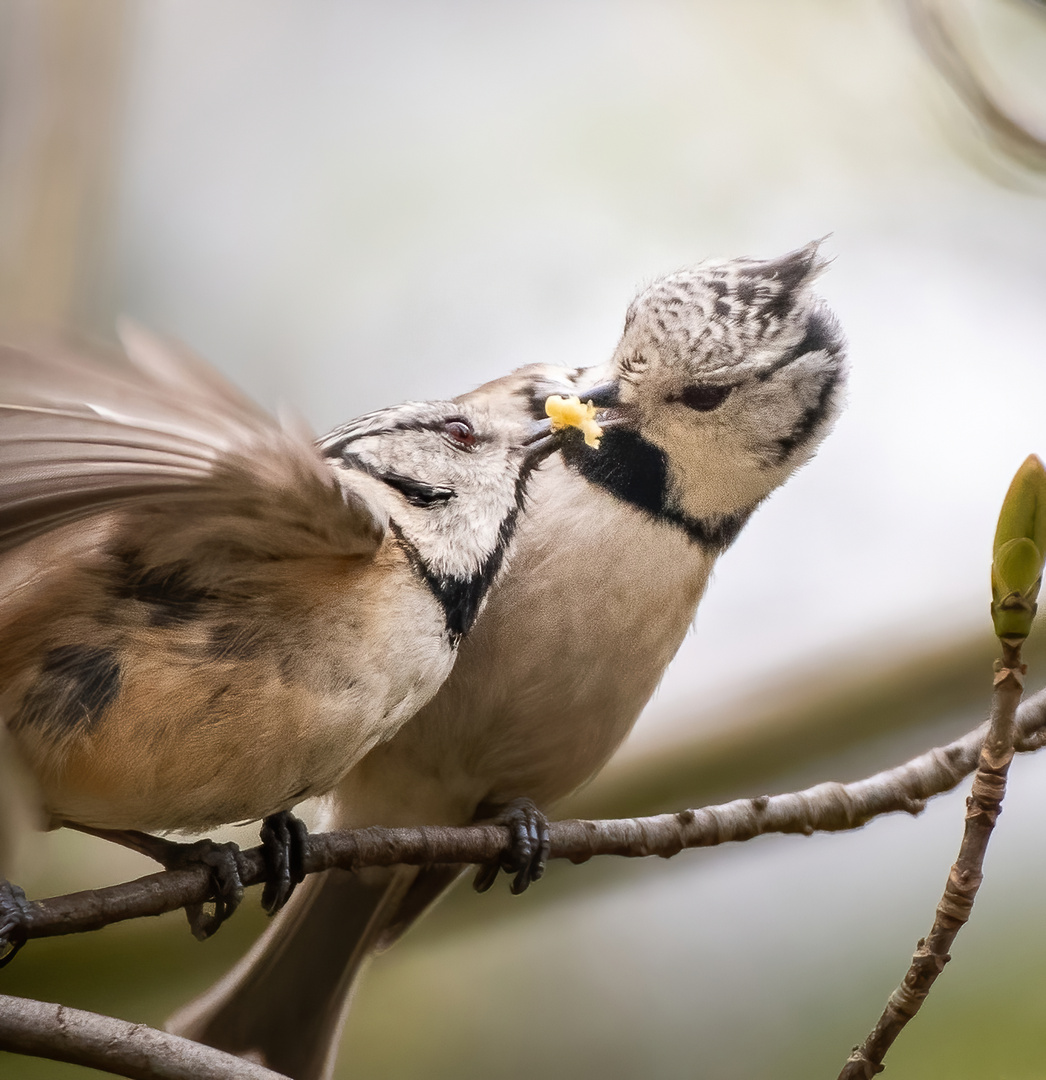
[560, 428, 750, 551]
[389, 459, 538, 642]
[333, 449, 498, 638]
[397, 546, 492, 644]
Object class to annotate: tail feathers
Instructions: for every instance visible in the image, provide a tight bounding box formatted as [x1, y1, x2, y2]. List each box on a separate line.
[167, 866, 416, 1080]
[372, 864, 466, 951]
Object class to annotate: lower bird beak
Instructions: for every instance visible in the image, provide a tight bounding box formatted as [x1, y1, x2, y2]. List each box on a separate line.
[521, 418, 560, 460]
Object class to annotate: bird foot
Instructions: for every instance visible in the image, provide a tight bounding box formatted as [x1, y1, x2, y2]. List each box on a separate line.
[0, 880, 30, 968]
[473, 797, 550, 895]
[70, 827, 251, 941]
[152, 836, 251, 941]
[260, 810, 308, 915]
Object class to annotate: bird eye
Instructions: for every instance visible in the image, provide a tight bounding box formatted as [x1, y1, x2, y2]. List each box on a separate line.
[443, 419, 477, 447]
[676, 385, 732, 412]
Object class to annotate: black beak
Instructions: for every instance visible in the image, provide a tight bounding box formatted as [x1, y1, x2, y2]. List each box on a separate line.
[521, 378, 627, 460]
[574, 379, 630, 433]
[521, 417, 560, 461]
[574, 380, 621, 408]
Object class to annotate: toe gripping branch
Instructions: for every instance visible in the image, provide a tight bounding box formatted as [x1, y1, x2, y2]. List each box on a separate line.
[67, 809, 308, 942]
[131, 832, 252, 942]
[126, 810, 308, 936]
[63, 822, 251, 941]
[259, 810, 308, 915]
[0, 880, 30, 968]
[473, 797, 550, 896]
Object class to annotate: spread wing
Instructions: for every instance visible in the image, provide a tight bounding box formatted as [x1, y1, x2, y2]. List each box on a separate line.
[0, 321, 387, 559]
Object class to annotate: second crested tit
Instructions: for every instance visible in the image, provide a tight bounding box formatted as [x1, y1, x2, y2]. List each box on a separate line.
[0, 324, 565, 940]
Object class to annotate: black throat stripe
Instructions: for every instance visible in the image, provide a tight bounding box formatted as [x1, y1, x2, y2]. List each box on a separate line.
[407, 559, 491, 645]
[561, 428, 750, 551]
[389, 461, 536, 642]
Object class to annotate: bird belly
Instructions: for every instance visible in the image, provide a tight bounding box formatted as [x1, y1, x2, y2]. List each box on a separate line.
[1, 542, 453, 834]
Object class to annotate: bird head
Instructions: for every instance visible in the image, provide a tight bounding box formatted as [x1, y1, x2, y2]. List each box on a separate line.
[563, 240, 847, 547]
[320, 399, 559, 628]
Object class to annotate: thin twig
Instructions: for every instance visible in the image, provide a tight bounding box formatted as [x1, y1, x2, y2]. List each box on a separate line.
[7, 686, 1046, 947]
[0, 993, 289, 1079]
[838, 642, 1026, 1079]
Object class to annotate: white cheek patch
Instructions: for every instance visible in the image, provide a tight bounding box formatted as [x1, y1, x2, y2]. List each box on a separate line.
[759, 354, 845, 466]
[641, 411, 754, 521]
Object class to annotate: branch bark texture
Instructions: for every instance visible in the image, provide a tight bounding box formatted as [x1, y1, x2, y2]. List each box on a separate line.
[838, 645, 1026, 1079]
[10, 685, 1046, 945]
[0, 993, 289, 1079]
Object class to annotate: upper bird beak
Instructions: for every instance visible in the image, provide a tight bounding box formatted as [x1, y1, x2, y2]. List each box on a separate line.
[574, 379, 630, 432]
[574, 381, 620, 408]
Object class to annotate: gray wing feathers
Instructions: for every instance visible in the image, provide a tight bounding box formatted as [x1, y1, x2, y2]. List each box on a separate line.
[0, 327, 386, 557]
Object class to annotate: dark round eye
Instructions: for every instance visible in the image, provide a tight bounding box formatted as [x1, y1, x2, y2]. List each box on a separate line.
[443, 419, 476, 447]
[677, 384, 732, 412]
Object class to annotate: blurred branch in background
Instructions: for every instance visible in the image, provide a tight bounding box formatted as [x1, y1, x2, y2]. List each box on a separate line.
[0, 0, 127, 332]
[0, 727, 39, 880]
[567, 626, 1046, 820]
[903, 0, 1046, 172]
[396, 622, 1046, 945]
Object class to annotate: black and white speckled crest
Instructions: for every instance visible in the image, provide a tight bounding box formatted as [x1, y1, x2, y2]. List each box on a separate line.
[618, 240, 833, 382]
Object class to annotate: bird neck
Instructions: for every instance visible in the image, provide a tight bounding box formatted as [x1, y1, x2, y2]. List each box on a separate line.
[561, 428, 752, 551]
[389, 466, 532, 643]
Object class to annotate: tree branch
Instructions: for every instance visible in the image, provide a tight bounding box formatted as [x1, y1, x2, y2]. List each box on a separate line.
[7, 685, 1045, 947]
[0, 993, 289, 1079]
[838, 643, 1026, 1078]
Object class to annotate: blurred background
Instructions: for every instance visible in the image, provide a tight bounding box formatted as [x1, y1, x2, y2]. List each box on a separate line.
[2, 0, 1046, 1076]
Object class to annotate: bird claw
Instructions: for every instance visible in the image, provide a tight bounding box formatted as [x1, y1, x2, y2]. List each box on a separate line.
[158, 838, 250, 941]
[473, 797, 550, 895]
[259, 810, 308, 915]
[0, 880, 30, 968]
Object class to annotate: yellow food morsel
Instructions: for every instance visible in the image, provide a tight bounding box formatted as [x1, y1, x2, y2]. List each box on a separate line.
[544, 395, 604, 449]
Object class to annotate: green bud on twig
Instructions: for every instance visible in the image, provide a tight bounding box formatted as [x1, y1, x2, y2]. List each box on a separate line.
[991, 454, 1046, 642]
